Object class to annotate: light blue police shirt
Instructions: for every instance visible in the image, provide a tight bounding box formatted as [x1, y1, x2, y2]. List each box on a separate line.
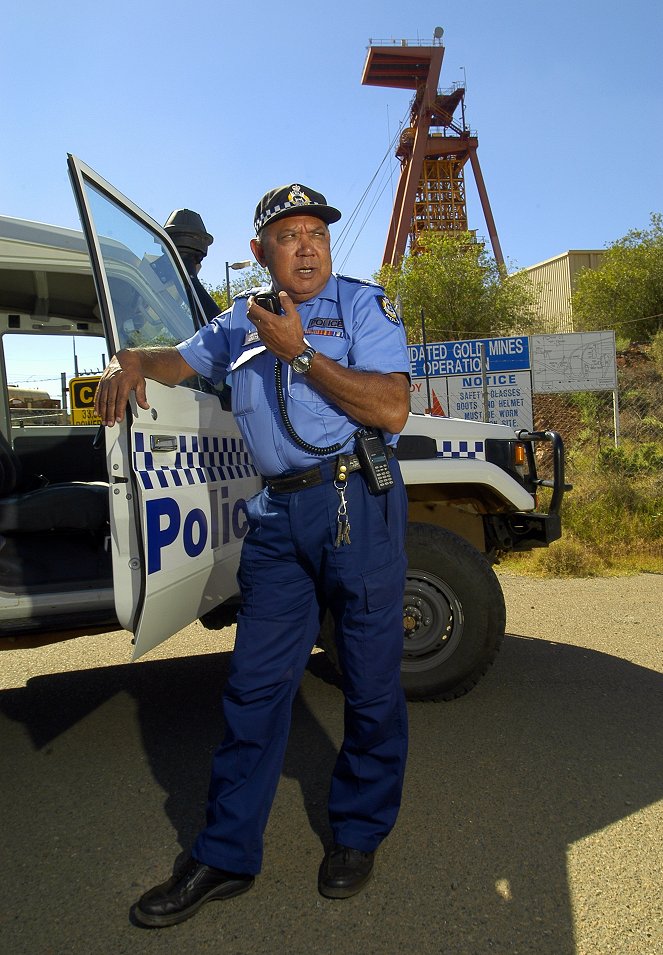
[177, 273, 410, 476]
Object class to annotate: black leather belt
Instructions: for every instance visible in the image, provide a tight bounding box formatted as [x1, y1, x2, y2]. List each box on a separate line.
[265, 448, 394, 494]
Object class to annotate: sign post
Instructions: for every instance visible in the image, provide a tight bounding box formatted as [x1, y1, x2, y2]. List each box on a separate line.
[421, 309, 432, 413]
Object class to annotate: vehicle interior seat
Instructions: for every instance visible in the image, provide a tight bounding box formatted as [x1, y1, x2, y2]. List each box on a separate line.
[0, 430, 111, 590]
[0, 430, 109, 534]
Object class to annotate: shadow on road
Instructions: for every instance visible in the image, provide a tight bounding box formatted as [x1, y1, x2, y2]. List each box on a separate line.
[1, 633, 662, 954]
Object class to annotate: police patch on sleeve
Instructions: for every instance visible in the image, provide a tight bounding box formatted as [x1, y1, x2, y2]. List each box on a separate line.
[378, 295, 400, 325]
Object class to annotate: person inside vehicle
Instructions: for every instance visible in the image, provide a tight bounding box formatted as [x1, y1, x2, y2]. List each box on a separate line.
[163, 207, 221, 321]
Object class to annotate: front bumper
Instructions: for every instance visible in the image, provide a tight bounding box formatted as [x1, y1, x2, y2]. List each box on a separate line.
[485, 430, 570, 551]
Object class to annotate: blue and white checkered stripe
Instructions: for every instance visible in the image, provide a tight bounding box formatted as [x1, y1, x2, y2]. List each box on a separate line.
[255, 198, 312, 232]
[437, 440, 485, 459]
[133, 432, 258, 490]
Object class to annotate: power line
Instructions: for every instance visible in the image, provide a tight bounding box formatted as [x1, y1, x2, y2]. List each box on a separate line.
[607, 310, 663, 326]
[332, 106, 408, 269]
[336, 171, 398, 273]
[333, 122, 397, 248]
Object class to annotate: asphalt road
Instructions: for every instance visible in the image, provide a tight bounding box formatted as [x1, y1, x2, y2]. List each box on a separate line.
[1, 573, 661, 955]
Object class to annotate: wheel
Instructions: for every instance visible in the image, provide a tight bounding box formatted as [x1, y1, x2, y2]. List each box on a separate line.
[401, 523, 505, 701]
[315, 523, 506, 702]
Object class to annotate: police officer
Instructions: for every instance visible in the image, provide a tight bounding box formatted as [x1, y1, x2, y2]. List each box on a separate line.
[95, 183, 411, 928]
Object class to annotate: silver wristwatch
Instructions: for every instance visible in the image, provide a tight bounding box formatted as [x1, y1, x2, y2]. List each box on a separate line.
[291, 345, 316, 375]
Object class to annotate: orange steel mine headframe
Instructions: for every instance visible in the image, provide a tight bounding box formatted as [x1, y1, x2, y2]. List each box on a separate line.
[361, 37, 504, 270]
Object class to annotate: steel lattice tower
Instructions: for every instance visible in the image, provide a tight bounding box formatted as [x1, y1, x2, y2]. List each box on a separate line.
[362, 35, 504, 269]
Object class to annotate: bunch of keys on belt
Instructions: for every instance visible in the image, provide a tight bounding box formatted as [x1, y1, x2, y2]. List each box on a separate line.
[334, 459, 351, 547]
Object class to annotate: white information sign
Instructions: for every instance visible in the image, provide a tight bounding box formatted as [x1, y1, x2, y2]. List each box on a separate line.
[446, 371, 533, 430]
[531, 331, 617, 394]
[409, 371, 534, 431]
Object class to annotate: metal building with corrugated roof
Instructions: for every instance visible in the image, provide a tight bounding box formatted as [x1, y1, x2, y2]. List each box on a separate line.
[521, 250, 605, 333]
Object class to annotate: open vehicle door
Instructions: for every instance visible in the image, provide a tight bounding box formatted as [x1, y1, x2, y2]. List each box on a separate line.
[68, 156, 261, 658]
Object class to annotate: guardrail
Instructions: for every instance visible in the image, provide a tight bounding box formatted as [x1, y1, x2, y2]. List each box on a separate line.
[368, 37, 444, 47]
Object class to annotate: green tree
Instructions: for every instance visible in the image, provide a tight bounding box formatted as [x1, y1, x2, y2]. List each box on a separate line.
[572, 213, 663, 341]
[205, 263, 270, 311]
[375, 230, 536, 342]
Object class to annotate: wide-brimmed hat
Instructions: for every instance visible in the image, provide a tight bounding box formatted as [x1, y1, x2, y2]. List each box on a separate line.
[163, 208, 213, 257]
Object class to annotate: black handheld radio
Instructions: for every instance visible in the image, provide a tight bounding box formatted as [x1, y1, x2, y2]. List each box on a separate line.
[254, 291, 281, 313]
[354, 429, 395, 495]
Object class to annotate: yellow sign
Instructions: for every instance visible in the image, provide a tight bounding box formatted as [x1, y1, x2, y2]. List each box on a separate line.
[69, 376, 102, 426]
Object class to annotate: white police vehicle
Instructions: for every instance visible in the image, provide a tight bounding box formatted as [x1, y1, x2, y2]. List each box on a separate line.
[0, 157, 566, 700]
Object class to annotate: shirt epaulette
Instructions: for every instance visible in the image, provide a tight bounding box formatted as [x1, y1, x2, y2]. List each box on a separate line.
[234, 284, 271, 300]
[335, 273, 382, 288]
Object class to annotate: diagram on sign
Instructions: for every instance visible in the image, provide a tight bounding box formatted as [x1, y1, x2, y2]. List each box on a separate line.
[531, 332, 617, 394]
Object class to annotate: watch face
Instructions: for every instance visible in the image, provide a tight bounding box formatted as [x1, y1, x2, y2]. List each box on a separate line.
[292, 355, 310, 373]
[292, 348, 314, 373]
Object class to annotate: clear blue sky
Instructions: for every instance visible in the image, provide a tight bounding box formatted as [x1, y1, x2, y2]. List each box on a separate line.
[3, 0, 662, 290]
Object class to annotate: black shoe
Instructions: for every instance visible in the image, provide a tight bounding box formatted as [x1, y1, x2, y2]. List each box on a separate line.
[133, 857, 254, 928]
[318, 844, 375, 899]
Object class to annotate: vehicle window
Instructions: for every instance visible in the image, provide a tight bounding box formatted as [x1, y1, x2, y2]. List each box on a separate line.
[3, 333, 105, 428]
[84, 182, 199, 350]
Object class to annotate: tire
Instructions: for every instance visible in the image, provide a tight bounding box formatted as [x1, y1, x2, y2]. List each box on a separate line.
[316, 523, 506, 702]
[401, 523, 505, 701]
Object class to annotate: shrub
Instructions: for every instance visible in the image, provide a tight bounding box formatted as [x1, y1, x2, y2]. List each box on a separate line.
[503, 438, 663, 576]
[650, 329, 663, 370]
[597, 442, 663, 475]
[528, 537, 600, 577]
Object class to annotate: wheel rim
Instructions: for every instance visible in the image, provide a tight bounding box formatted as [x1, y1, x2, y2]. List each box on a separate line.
[402, 568, 464, 672]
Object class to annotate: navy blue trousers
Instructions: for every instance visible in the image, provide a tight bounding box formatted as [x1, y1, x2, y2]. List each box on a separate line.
[193, 457, 408, 874]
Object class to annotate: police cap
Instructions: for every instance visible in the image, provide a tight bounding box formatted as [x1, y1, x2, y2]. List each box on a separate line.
[254, 183, 342, 234]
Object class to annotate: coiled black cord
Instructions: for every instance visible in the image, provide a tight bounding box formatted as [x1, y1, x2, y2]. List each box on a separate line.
[274, 358, 350, 455]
